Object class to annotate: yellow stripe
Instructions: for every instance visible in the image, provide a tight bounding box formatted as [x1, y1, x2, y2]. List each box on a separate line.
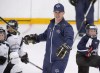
[0, 18, 100, 25]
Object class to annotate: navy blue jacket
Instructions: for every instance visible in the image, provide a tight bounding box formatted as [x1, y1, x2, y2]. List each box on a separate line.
[77, 35, 100, 55]
[37, 18, 74, 63]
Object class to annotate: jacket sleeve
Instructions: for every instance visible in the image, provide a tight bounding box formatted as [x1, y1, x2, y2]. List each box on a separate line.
[77, 36, 89, 55]
[37, 28, 48, 42]
[63, 24, 74, 47]
[77, 36, 87, 50]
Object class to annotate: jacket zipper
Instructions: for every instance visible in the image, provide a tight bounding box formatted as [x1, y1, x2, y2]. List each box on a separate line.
[50, 26, 55, 63]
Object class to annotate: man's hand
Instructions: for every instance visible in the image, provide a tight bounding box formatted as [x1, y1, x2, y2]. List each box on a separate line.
[0, 56, 6, 65]
[86, 47, 93, 57]
[23, 34, 38, 45]
[56, 43, 72, 59]
[21, 53, 29, 64]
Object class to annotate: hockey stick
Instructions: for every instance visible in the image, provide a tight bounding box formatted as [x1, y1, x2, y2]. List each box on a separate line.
[73, 0, 94, 42]
[0, 17, 20, 35]
[29, 61, 43, 71]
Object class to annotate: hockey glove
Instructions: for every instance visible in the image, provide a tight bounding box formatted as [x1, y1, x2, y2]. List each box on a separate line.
[69, 0, 78, 6]
[23, 34, 38, 45]
[56, 43, 72, 59]
[0, 56, 6, 65]
[86, 47, 93, 57]
[21, 53, 29, 64]
[89, 0, 97, 4]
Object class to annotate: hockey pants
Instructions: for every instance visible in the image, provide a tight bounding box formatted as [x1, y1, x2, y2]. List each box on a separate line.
[76, 53, 100, 73]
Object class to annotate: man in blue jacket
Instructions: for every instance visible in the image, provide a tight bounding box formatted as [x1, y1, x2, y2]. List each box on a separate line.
[23, 3, 74, 73]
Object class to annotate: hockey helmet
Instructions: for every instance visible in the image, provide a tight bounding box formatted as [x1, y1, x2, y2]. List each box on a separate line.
[7, 20, 18, 34]
[7, 20, 18, 30]
[85, 24, 97, 36]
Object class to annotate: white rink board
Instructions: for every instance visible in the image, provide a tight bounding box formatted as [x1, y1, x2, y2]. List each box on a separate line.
[0, 0, 99, 20]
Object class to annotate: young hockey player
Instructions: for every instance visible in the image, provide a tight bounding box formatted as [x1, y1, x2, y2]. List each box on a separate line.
[76, 24, 100, 73]
[3, 52, 23, 73]
[6, 20, 29, 64]
[69, 0, 96, 37]
[0, 27, 10, 73]
[23, 3, 74, 73]
[3, 20, 29, 73]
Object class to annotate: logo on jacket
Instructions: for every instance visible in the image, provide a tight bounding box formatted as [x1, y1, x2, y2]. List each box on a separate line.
[95, 42, 98, 44]
[55, 69, 59, 73]
[56, 29, 61, 34]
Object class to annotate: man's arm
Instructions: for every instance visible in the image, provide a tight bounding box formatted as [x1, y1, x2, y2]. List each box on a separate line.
[23, 29, 48, 45]
[63, 24, 74, 47]
[56, 24, 74, 59]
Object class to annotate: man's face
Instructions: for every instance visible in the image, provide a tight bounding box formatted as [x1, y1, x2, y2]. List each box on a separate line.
[88, 29, 97, 37]
[0, 33, 5, 41]
[54, 11, 64, 20]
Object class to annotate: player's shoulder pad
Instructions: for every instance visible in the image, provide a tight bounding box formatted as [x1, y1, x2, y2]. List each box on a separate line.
[3, 41, 9, 47]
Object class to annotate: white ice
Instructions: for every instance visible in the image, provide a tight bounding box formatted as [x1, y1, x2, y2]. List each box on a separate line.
[0, 24, 100, 73]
